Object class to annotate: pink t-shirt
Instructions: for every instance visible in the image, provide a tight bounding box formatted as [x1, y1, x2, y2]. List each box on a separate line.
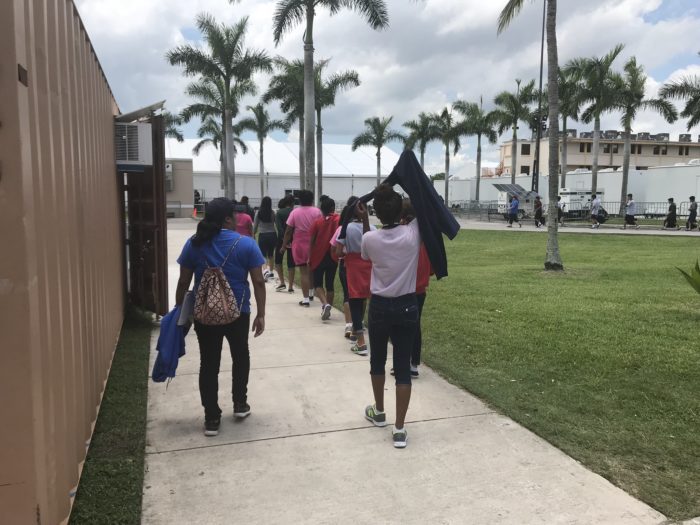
[286, 206, 322, 244]
[235, 213, 253, 237]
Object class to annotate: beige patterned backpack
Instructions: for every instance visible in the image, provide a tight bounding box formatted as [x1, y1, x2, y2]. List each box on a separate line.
[194, 237, 242, 326]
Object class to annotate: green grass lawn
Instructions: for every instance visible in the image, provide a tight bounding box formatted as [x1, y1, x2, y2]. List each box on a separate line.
[70, 308, 152, 525]
[419, 230, 699, 520]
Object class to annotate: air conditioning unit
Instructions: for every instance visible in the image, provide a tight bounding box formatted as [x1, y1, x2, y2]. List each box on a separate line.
[165, 162, 174, 192]
[115, 122, 153, 168]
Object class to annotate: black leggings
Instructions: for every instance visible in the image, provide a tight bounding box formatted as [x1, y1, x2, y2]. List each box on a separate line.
[338, 260, 349, 303]
[368, 294, 418, 385]
[313, 252, 338, 291]
[412, 293, 426, 366]
[194, 314, 251, 419]
[349, 298, 366, 333]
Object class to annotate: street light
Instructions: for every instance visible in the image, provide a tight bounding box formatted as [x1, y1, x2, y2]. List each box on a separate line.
[532, 0, 547, 194]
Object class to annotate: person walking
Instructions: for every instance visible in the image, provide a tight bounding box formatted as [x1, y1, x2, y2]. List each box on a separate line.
[664, 198, 679, 229]
[240, 196, 256, 221]
[533, 196, 544, 228]
[254, 196, 277, 280]
[507, 194, 521, 228]
[359, 185, 422, 449]
[686, 196, 697, 231]
[309, 198, 340, 321]
[281, 190, 322, 306]
[274, 196, 296, 293]
[335, 196, 375, 355]
[233, 201, 254, 237]
[174, 198, 266, 437]
[590, 193, 602, 229]
[332, 199, 358, 340]
[557, 196, 565, 226]
[623, 193, 640, 230]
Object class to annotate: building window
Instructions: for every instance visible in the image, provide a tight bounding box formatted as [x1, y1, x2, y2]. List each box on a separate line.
[661, 146, 668, 155]
[579, 143, 585, 153]
[603, 143, 611, 153]
[521, 144, 531, 155]
[632, 144, 643, 155]
[613, 144, 619, 154]
[679, 146, 690, 156]
[587, 143, 592, 153]
[521, 165, 530, 175]
[653, 145, 660, 155]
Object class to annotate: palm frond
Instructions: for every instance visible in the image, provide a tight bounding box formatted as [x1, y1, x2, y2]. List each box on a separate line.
[273, 0, 306, 45]
[497, 0, 526, 34]
[351, 131, 376, 150]
[337, 0, 390, 30]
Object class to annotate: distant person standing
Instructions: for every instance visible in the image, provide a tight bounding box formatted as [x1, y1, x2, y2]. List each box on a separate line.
[590, 194, 602, 229]
[557, 196, 565, 226]
[274, 196, 296, 293]
[664, 198, 679, 229]
[686, 196, 697, 231]
[534, 196, 544, 228]
[623, 193, 640, 230]
[240, 196, 256, 221]
[234, 202, 254, 237]
[507, 195, 521, 228]
[282, 190, 322, 306]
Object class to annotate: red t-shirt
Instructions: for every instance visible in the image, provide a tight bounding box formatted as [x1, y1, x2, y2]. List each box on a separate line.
[309, 213, 340, 269]
[416, 244, 432, 294]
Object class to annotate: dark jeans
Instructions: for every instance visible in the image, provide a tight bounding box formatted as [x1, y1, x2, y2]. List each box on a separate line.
[349, 298, 366, 333]
[274, 238, 295, 268]
[412, 293, 426, 366]
[624, 214, 637, 226]
[687, 211, 697, 229]
[369, 294, 419, 386]
[194, 314, 251, 419]
[313, 252, 338, 291]
[508, 213, 519, 225]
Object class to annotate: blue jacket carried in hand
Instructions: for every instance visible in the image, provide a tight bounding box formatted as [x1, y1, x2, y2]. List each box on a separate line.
[152, 306, 189, 383]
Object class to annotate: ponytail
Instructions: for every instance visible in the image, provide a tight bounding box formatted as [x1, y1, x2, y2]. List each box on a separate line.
[191, 198, 235, 247]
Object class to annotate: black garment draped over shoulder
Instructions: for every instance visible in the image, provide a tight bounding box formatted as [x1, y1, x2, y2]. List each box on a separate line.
[339, 150, 460, 279]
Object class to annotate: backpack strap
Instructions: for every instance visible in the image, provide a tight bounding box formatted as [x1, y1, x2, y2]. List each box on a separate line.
[220, 235, 243, 268]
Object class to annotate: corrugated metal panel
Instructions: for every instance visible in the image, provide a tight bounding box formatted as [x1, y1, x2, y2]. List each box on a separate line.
[0, 1, 124, 524]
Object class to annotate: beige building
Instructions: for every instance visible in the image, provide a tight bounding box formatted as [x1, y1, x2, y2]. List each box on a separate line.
[499, 130, 700, 178]
[165, 158, 195, 217]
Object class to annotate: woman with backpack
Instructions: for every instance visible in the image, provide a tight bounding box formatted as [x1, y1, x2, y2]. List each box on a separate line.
[175, 198, 267, 437]
[254, 196, 277, 281]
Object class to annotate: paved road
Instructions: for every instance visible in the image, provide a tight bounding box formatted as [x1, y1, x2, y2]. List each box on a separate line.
[142, 221, 668, 524]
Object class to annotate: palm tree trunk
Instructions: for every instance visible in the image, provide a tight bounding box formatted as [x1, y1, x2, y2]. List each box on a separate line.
[476, 133, 482, 202]
[444, 142, 450, 207]
[298, 117, 305, 190]
[259, 136, 265, 200]
[591, 115, 601, 195]
[511, 126, 517, 185]
[303, 6, 316, 194]
[561, 116, 568, 188]
[419, 145, 425, 171]
[544, 0, 563, 271]
[224, 108, 236, 200]
[317, 108, 323, 200]
[376, 148, 381, 187]
[620, 126, 631, 216]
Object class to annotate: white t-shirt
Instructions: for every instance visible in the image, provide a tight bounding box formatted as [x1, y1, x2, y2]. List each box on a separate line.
[591, 198, 601, 214]
[361, 220, 421, 298]
[336, 222, 374, 254]
[626, 200, 636, 215]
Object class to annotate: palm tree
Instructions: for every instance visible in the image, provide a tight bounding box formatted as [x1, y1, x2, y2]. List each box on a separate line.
[558, 68, 582, 187]
[167, 14, 271, 200]
[239, 103, 290, 198]
[430, 107, 463, 207]
[163, 111, 184, 142]
[403, 112, 439, 170]
[660, 55, 700, 131]
[180, 76, 255, 193]
[453, 98, 498, 202]
[499, 0, 563, 271]
[351, 116, 405, 186]
[193, 116, 248, 194]
[264, 57, 306, 190]
[315, 62, 360, 198]
[493, 79, 537, 184]
[616, 58, 677, 214]
[273, 0, 389, 199]
[564, 44, 624, 196]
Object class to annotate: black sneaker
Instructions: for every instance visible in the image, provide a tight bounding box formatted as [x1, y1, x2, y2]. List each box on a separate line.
[204, 418, 220, 436]
[299, 300, 310, 307]
[275, 284, 287, 292]
[233, 402, 251, 419]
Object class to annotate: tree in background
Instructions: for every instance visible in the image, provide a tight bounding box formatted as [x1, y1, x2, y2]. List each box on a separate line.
[273, 0, 389, 198]
[565, 44, 624, 196]
[167, 14, 271, 199]
[403, 112, 439, 170]
[163, 111, 184, 142]
[430, 107, 463, 207]
[239, 103, 290, 197]
[499, 0, 564, 271]
[558, 68, 582, 188]
[315, 62, 360, 198]
[453, 98, 498, 201]
[493, 79, 536, 184]
[351, 116, 405, 186]
[192, 116, 248, 191]
[616, 57, 677, 215]
[660, 53, 700, 131]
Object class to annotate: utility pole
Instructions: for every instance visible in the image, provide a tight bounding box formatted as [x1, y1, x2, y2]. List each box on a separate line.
[532, 0, 547, 194]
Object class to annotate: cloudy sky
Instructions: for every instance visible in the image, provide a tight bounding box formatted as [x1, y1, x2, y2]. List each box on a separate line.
[75, 0, 699, 175]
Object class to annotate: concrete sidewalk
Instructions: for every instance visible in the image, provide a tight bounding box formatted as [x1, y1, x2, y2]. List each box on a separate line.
[142, 224, 667, 524]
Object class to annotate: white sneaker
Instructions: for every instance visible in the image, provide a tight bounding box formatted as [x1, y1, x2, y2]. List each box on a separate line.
[322, 304, 332, 321]
[392, 426, 408, 448]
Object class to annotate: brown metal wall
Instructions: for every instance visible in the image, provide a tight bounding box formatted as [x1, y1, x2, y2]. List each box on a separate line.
[0, 1, 125, 524]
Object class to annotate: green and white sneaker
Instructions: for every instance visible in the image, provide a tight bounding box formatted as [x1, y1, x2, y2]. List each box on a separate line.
[351, 343, 368, 356]
[364, 404, 387, 427]
[392, 426, 408, 448]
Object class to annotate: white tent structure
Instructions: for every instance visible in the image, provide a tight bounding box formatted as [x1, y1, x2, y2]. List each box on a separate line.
[165, 138, 401, 204]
